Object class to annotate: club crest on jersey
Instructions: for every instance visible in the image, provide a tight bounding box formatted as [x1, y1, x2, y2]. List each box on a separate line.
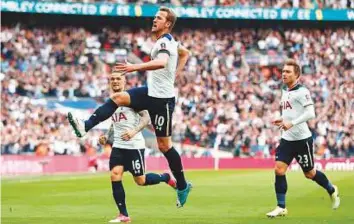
[112, 112, 128, 122]
[281, 101, 293, 110]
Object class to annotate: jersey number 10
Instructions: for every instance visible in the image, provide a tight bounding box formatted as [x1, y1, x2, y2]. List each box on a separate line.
[154, 115, 165, 131]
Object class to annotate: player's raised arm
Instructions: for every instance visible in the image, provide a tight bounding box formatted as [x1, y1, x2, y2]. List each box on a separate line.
[115, 54, 169, 74]
[176, 44, 190, 76]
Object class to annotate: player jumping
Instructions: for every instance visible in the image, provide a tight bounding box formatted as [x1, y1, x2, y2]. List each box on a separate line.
[67, 6, 192, 208]
[101, 71, 177, 223]
[266, 59, 340, 218]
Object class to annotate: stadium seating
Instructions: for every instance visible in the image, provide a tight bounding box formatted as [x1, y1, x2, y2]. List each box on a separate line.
[1, 21, 353, 158]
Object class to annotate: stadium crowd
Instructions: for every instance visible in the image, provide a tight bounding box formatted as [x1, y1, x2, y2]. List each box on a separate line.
[1, 24, 353, 158]
[42, 0, 354, 9]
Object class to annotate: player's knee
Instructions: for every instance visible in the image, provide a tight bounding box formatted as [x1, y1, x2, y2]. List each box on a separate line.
[274, 165, 287, 176]
[111, 92, 123, 105]
[134, 177, 145, 186]
[110, 169, 123, 181]
[157, 138, 172, 153]
[111, 92, 130, 106]
[304, 169, 316, 179]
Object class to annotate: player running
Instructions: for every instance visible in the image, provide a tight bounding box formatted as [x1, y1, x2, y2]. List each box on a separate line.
[266, 59, 340, 218]
[102, 71, 177, 223]
[67, 6, 192, 208]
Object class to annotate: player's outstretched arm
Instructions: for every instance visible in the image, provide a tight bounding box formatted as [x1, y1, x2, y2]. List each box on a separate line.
[121, 110, 150, 141]
[115, 54, 169, 74]
[176, 44, 191, 76]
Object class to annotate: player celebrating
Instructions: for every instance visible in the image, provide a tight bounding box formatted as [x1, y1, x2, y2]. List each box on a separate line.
[266, 59, 340, 218]
[102, 71, 177, 223]
[67, 6, 192, 207]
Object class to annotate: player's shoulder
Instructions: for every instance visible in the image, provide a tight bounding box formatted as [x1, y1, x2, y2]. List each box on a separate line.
[156, 33, 177, 46]
[295, 84, 311, 94]
[120, 106, 137, 113]
[287, 84, 310, 94]
[160, 33, 174, 42]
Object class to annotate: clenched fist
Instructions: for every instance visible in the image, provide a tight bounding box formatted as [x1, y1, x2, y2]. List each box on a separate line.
[99, 135, 107, 145]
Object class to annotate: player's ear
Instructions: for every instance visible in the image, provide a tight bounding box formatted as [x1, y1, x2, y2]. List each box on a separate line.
[165, 21, 171, 29]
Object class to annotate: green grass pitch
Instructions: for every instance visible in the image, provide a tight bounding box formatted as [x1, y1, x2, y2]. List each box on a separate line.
[2, 170, 354, 224]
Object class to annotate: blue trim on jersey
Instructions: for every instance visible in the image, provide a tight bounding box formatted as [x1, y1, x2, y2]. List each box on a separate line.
[162, 33, 173, 41]
[283, 83, 303, 91]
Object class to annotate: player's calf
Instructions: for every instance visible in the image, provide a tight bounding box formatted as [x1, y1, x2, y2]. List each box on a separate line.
[307, 169, 340, 209]
[308, 169, 335, 195]
[274, 161, 288, 209]
[134, 173, 176, 189]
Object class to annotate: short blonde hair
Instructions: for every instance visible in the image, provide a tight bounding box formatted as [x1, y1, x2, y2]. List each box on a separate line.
[284, 59, 301, 77]
[159, 6, 177, 31]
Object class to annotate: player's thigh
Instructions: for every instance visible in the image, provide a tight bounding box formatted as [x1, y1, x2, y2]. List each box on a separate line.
[109, 148, 124, 171]
[148, 97, 175, 139]
[275, 138, 295, 173]
[126, 86, 149, 111]
[109, 148, 125, 181]
[124, 149, 146, 177]
[294, 137, 315, 173]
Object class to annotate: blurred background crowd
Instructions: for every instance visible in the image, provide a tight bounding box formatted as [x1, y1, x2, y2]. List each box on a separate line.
[1, 6, 353, 159]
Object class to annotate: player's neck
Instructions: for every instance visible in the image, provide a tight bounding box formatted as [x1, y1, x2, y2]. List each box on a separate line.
[153, 30, 170, 41]
[287, 81, 299, 90]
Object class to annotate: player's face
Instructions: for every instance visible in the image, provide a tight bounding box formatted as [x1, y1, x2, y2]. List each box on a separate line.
[152, 11, 170, 33]
[282, 65, 297, 86]
[110, 73, 125, 92]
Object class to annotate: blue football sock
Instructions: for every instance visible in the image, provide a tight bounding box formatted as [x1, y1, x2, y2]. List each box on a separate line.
[275, 175, 287, 208]
[144, 173, 169, 186]
[312, 170, 335, 195]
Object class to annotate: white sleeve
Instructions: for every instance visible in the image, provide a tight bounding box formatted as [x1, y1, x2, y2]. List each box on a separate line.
[297, 88, 314, 107]
[291, 104, 316, 126]
[156, 39, 171, 57]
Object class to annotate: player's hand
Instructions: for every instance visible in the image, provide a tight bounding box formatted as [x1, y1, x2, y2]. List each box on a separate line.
[272, 118, 283, 126]
[114, 60, 136, 74]
[121, 129, 137, 141]
[278, 121, 293, 131]
[99, 135, 107, 145]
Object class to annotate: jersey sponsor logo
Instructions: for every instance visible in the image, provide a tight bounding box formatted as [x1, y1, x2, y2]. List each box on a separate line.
[112, 112, 128, 122]
[281, 101, 292, 110]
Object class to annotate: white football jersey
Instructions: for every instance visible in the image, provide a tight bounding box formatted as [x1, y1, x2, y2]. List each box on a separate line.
[280, 84, 314, 141]
[148, 33, 178, 98]
[110, 107, 145, 150]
